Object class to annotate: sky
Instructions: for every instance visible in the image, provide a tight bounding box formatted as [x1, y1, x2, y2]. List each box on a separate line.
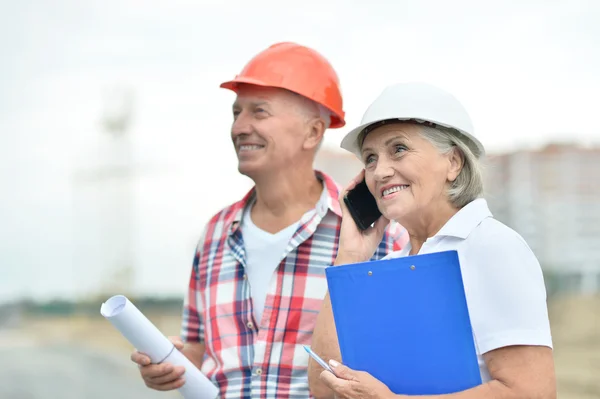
[1, 0, 599, 303]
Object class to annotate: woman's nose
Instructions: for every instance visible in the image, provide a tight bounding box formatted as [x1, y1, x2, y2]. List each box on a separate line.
[373, 157, 395, 181]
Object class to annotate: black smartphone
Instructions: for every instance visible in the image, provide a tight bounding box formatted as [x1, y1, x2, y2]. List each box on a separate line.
[343, 178, 382, 231]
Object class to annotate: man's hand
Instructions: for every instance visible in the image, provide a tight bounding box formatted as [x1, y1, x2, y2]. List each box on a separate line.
[130, 335, 186, 391]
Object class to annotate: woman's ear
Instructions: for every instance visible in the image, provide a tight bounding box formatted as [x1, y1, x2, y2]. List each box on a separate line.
[447, 147, 464, 182]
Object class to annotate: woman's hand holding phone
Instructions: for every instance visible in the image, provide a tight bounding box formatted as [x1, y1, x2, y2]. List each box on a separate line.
[336, 169, 390, 266]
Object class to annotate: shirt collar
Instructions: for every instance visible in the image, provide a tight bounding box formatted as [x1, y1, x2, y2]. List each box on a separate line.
[389, 198, 493, 258]
[435, 197, 493, 239]
[225, 170, 343, 233]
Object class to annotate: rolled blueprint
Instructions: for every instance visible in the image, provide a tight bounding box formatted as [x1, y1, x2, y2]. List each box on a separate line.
[100, 294, 219, 399]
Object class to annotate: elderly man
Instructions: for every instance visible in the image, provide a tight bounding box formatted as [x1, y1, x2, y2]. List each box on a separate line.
[130, 42, 407, 399]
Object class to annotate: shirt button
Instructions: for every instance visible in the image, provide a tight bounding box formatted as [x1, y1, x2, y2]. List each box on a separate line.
[247, 322, 254, 329]
[256, 368, 262, 375]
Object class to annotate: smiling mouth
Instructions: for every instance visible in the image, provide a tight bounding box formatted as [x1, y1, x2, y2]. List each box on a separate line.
[382, 185, 410, 197]
[238, 144, 264, 151]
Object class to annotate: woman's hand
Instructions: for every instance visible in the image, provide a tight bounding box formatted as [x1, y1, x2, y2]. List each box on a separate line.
[337, 169, 390, 265]
[320, 359, 395, 399]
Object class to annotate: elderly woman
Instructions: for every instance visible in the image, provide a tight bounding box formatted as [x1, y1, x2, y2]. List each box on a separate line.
[308, 82, 556, 399]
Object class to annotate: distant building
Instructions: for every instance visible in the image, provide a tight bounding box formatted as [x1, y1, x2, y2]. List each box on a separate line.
[484, 143, 600, 295]
[316, 142, 600, 295]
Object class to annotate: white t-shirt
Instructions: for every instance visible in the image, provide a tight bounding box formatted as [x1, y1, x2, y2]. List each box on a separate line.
[241, 188, 326, 324]
[382, 198, 553, 383]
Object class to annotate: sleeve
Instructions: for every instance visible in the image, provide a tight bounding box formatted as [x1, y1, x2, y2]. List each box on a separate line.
[180, 227, 208, 344]
[465, 226, 554, 355]
[372, 220, 409, 260]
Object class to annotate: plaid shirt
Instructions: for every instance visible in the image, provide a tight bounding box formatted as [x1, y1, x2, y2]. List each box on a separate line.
[181, 171, 407, 399]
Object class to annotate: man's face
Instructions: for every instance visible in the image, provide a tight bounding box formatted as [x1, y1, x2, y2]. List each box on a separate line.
[230, 84, 322, 179]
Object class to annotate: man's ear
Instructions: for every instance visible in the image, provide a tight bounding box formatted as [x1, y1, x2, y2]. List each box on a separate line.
[447, 146, 464, 182]
[303, 118, 326, 150]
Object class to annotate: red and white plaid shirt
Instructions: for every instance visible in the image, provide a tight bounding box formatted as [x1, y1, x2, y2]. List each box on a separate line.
[181, 171, 407, 399]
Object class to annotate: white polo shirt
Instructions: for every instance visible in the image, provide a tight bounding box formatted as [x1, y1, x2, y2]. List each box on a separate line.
[382, 198, 553, 383]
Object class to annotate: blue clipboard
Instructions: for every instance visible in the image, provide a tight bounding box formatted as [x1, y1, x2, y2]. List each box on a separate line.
[325, 250, 482, 395]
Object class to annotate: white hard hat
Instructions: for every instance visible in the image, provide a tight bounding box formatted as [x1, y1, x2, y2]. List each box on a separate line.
[340, 82, 485, 159]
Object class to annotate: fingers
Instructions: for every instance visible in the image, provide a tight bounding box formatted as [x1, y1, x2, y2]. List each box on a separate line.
[140, 362, 176, 379]
[168, 335, 185, 350]
[145, 377, 186, 391]
[338, 170, 366, 225]
[145, 365, 185, 383]
[140, 363, 186, 391]
[349, 169, 366, 188]
[131, 350, 151, 366]
[320, 369, 338, 386]
[144, 372, 186, 391]
[338, 169, 366, 204]
[320, 370, 351, 398]
[328, 360, 358, 382]
[131, 345, 187, 392]
[320, 369, 346, 393]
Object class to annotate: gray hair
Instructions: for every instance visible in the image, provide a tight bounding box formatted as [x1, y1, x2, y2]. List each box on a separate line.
[357, 122, 484, 208]
[315, 105, 331, 151]
[419, 124, 484, 208]
[290, 91, 332, 129]
[291, 93, 331, 151]
[317, 104, 332, 129]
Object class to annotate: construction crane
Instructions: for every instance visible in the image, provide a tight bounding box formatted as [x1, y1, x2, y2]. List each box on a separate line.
[71, 86, 137, 300]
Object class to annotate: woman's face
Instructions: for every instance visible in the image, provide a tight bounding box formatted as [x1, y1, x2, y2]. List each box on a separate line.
[361, 123, 461, 223]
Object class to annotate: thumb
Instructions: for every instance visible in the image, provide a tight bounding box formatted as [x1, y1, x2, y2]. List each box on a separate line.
[169, 336, 185, 350]
[329, 359, 358, 381]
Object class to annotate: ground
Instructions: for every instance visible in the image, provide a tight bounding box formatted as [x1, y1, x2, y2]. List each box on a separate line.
[0, 311, 181, 399]
[0, 295, 598, 398]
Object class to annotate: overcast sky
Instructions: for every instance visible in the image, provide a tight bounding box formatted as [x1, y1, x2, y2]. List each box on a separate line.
[1, 0, 599, 303]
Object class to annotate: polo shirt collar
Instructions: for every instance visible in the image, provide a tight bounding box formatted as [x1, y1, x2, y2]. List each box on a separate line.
[392, 198, 493, 257]
[435, 198, 493, 239]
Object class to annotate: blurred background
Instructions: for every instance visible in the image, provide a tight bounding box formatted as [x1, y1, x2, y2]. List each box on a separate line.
[0, 0, 598, 398]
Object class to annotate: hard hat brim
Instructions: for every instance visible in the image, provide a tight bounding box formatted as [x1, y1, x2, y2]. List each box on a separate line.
[220, 76, 273, 92]
[219, 77, 346, 129]
[340, 117, 485, 161]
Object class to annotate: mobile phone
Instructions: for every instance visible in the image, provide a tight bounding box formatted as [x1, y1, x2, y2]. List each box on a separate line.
[303, 345, 333, 373]
[343, 178, 382, 231]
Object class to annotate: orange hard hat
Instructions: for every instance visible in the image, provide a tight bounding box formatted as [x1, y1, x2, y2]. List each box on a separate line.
[220, 42, 345, 128]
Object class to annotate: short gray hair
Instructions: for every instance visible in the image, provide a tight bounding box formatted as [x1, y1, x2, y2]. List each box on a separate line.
[291, 93, 331, 151]
[418, 124, 484, 208]
[317, 104, 332, 129]
[315, 105, 331, 151]
[289, 90, 332, 129]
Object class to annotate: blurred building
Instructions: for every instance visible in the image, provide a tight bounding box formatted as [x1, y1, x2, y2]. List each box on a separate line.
[316, 142, 600, 296]
[484, 143, 600, 295]
[71, 88, 137, 300]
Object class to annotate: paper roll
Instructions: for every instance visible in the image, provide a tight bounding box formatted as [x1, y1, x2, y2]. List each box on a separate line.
[100, 295, 219, 399]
